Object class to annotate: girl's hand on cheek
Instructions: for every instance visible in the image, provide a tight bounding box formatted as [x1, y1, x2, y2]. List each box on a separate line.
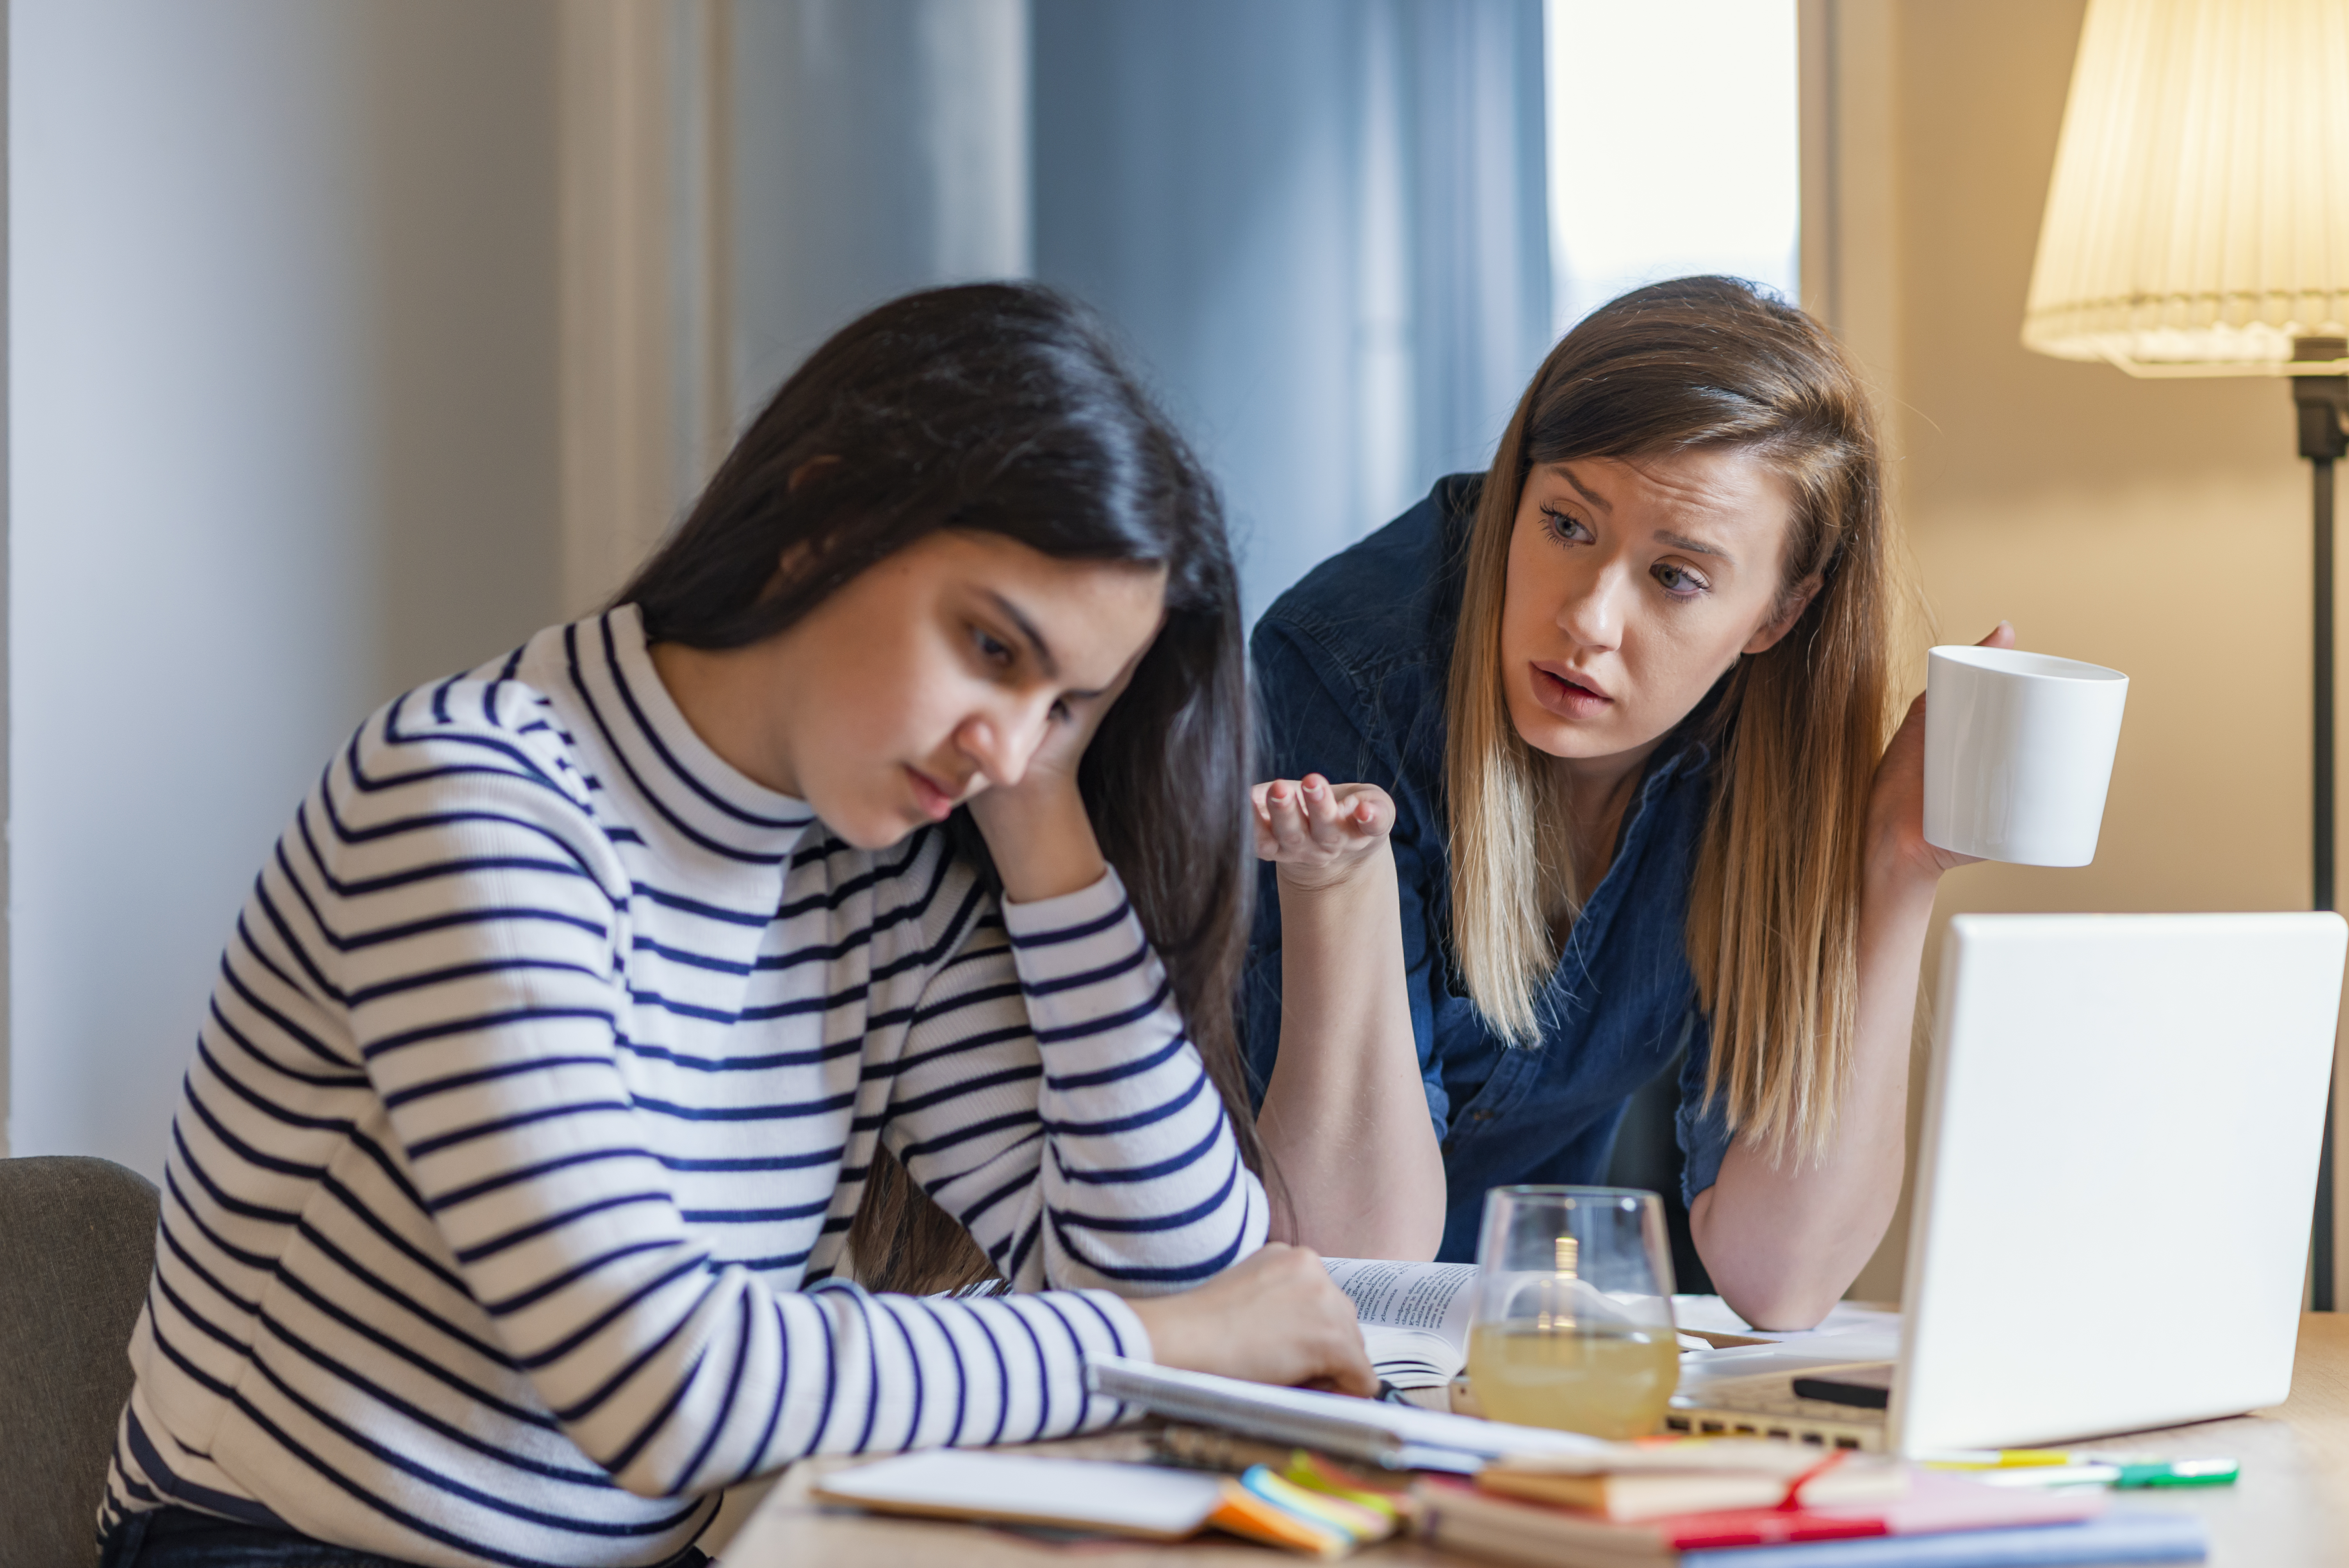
[1012, 659, 1135, 800]
[966, 645, 1148, 903]
[1253, 776, 1395, 894]
[1869, 620, 2015, 883]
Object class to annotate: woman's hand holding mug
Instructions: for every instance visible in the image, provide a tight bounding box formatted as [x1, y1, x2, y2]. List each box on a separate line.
[1869, 621, 2016, 884]
[1872, 618, 2129, 880]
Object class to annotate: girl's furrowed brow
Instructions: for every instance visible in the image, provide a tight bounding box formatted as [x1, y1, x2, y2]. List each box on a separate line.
[983, 586, 1111, 698]
[1654, 529, 1734, 565]
[983, 589, 1059, 678]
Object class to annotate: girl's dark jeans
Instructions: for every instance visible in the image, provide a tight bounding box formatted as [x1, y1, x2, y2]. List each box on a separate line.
[100, 1508, 711, 1568]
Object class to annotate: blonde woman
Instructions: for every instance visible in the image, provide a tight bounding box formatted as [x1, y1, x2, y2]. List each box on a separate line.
[1244, 278, 2007, 1329]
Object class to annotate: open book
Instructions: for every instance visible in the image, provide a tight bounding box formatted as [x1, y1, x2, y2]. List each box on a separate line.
[1325, 1259, 1814, 1395]
[1322, 1257, 1479, 1392]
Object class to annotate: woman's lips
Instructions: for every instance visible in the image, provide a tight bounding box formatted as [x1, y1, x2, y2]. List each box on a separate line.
[906, 766, 959, 821]
[1533, 664, 1614, 719]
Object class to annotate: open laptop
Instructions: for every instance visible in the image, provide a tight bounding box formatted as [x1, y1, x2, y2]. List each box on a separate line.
[1666, 911, 2346, 1454]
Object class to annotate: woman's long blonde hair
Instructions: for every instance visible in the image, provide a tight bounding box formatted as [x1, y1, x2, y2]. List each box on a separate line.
[1445, 278, 1891, 1164]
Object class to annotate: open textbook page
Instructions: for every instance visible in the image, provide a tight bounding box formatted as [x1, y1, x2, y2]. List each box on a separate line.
[1323, 1262, 1882, 1391]
[1322, 1257, 1477, 1390]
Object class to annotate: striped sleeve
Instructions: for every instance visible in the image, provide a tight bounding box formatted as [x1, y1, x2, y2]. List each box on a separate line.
[334, 733, 1151, 1498]
[888, 871, 1268, 1292]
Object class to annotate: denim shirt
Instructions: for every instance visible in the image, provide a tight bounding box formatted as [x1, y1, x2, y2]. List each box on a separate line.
[1244, 474, 1734, 1262]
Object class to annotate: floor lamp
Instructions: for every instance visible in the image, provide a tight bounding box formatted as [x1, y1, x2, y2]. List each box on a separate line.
[2018, 0, 2349, 1306]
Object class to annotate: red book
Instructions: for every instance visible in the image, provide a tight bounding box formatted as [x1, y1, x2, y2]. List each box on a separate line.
[1416, 1472, 2105, 1566]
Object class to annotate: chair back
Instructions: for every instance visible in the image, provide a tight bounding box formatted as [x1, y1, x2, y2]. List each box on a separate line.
[0, 1156, 161, 1568]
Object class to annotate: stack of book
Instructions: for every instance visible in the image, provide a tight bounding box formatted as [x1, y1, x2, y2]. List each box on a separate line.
[1418, 1452, 2208, 1566]
[1089, 1359, 2210, 1565]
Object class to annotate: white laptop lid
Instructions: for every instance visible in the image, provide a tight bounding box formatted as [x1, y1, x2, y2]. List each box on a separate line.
[1891, 912, 2345, 1454]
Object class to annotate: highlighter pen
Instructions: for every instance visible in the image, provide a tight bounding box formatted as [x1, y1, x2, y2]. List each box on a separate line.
[2107, 1458, 2239, 1488]
[1921, 1452, 2238, 1488]
[1971, 1463, 2123, 1489]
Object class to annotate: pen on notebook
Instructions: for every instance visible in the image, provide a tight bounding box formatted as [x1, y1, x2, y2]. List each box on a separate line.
[1921, 1451, 2238, 1488]
[1918, 1449, 2129, 1466]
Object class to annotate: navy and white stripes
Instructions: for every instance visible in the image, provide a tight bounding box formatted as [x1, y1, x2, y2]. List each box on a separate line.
[103, 606, 1266, 1568]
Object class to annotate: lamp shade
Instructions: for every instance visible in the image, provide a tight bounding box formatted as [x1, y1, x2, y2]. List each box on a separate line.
[2022, 0, 2349, 377]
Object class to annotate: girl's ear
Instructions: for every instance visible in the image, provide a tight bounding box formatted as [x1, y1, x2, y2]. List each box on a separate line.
[759, 538, 817, 602]
[1744, 572, 1823, 656]
[788, 454, 841, 491]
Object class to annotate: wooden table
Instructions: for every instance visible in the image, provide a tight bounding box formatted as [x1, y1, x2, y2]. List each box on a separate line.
[718, 1314, 2349, 1566]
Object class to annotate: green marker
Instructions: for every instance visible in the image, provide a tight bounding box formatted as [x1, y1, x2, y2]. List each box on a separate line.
[1966, 1456, 2239, 1490]
[2110, 1457, 2239, 1488]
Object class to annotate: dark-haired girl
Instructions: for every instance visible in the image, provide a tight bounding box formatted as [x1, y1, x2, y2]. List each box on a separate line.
[100, 283, 1370, 1568]
[1247, 278, 2009, 1327]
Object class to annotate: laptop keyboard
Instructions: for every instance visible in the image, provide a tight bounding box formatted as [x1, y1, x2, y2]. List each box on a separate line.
[1696, 1388, 1877, 1420]
[1665, 1367, 1889, 1450]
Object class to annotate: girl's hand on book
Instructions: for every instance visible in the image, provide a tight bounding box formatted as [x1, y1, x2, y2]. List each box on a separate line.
[1252, 776, 1395, 895]
[1127, 1244, 1377, 1396]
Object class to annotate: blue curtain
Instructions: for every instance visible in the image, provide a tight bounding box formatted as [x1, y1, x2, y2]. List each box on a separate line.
[1032, 0, 1551, 623]
[724, 0, 1554, 625]
[731, 0, 1030, 413]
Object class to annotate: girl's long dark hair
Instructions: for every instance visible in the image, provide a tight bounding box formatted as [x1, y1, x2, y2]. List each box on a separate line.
[618, 282, 1260, 1294]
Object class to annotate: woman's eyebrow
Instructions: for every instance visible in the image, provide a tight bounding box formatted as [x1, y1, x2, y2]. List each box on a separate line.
[1559, 468, 1613, 512]
[1656, 529, 1735, 565]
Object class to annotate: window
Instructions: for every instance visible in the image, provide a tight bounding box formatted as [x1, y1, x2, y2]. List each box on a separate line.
[1545, 0, 1802, 333]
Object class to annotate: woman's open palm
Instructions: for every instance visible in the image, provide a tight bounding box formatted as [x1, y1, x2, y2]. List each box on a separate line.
[1253, 774, 1395, 893]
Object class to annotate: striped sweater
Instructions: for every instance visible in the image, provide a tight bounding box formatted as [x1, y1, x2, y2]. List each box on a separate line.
[103, 606, 1266, 1568]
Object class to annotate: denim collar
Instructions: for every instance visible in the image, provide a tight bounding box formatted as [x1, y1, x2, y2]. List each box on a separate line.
[1540, 733, 1710, 1029]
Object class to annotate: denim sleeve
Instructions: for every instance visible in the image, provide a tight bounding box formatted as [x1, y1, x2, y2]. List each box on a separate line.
[1244, 619, 1451, 1137]
[1674, 1005, 1734, 1206]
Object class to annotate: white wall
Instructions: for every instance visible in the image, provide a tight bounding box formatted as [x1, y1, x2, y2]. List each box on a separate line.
[7, 0, 563, 1176]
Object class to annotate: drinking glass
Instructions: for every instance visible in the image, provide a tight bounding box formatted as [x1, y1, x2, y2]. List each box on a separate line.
[1466, 1185, 1679, 1439]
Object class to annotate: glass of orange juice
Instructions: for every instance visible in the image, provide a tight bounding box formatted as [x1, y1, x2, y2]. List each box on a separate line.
[1465, 1185, 1679, 1439]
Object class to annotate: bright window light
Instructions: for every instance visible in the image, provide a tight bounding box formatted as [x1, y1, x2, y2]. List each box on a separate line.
[1544, 0, 1801, 335]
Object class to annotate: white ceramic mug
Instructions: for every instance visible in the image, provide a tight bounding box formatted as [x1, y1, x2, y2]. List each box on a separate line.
[1922, 645, 2128, 866]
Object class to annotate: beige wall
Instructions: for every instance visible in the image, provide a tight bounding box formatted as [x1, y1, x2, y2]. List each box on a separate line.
[1841, 0, 2326, 1299]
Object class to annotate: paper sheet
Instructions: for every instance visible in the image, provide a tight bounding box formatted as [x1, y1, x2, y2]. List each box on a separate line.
[1672, 1294, 1903, 1361]
[1670, 1293, 1905, 1392]
[812, 1451, 1226, 1538]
